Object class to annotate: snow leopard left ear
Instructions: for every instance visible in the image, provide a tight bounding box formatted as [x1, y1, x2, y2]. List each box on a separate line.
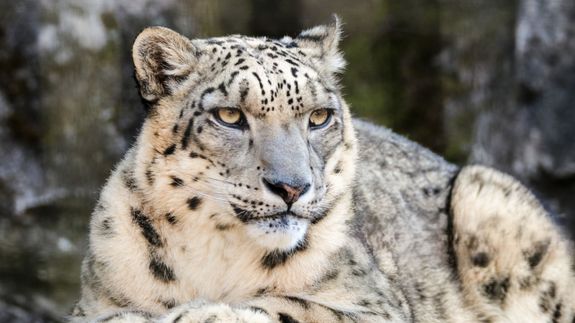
[132, 26, 197, 104]
[295, 15, 346, 76]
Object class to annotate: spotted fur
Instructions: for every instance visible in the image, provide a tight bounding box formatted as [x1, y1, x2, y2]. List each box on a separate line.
[71, 18, 575, 323]
[451, 166, 575, 322]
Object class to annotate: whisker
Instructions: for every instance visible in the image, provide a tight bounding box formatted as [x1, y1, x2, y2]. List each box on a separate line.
[202, 176, 236, 186]
[195, 182, 229, 195]
[193, 190, 229, 203]
[180, 182, 230, 203]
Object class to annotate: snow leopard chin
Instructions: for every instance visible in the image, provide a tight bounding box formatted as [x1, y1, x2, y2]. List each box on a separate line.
[245, 214, 309, 251]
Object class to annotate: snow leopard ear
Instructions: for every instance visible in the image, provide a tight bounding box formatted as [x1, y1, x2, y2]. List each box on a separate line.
[132, 26, 197, 103]
[295, 15, 346, 75]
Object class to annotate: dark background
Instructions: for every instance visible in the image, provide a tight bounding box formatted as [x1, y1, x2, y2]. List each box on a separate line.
[1, 0, 574, 321]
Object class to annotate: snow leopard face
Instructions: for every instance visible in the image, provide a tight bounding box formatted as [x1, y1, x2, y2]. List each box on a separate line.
[131, 20, 356, 253]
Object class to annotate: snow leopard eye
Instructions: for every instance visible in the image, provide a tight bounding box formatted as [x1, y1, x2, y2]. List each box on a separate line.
[214, 108, 246, 128]
[309, 108, 333, 129]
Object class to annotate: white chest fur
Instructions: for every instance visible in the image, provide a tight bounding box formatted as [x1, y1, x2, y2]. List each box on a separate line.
[90, 168, 351, 314]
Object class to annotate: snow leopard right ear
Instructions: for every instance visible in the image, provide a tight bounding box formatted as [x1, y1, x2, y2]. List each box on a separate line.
[132, 26, 197, 103]
[295, 15, 346, 76]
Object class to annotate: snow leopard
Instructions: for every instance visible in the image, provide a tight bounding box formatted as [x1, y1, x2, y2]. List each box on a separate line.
[71, 18, 575, 322]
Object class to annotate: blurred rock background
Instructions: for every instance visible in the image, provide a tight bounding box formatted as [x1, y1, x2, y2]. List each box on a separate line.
[0, 0, 573, 321]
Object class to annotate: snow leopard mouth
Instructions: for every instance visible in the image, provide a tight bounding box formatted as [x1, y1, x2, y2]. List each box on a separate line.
[230, 205, 308, 224]
[263, 211, 310, 221]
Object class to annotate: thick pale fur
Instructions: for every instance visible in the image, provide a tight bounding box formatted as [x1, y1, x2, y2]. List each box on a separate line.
[71, 19, 575, 323]
[452, 166, 575, 322]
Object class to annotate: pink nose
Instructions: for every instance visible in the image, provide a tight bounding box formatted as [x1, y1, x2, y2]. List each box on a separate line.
[263, 179, 310, 205]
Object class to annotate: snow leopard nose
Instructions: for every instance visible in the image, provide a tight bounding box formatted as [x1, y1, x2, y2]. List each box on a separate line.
[263, 178, 311, 205]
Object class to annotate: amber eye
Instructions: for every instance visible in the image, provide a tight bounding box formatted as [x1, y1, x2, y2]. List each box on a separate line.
[214, 108, 245, 127]
[309, 109, 332, 129]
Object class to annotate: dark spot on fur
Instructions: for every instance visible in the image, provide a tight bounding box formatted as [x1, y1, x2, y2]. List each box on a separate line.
[108, 294, 132, 308]
[482, 277, 509, 302]
[285, 59, 298, 66]
[261, 237, 308, 269]
[465, 235, 479, 250]
[252, 72, 265, 95]
[97, 217, 114, 237]
[310, 204, 332, 224]
[352, 267, 368, 276]
[145, 168, 154, 185]
[187, 197, 202, 210]
[160, 298, 176, 309]
[552, 303, 562, 323]
[122, 170, 138, 191]
[317, 269, 339, 284]
[149, 255, 176, 282]
[291, 67, 298, 78]
[240, 87, 249, 102]
[163, 144, 176, 156]
[131, 208, 162, 247]
[472, 252, 490, 268]
[333, 160, 342, 174]
[249, 307, 269, 316]
[540, 282, 557, 313]
[278, 313, 299, 323]
[165, 212, 177, 225]
[525, 240, 550, 269]
[284, 296, 310, 309]
[181, 118, 194, 150]
[414, 282, 427, 301]
[215, 223, 234, 231]
[198, 87, 215, 110]
[218, 82, 228, 96]
[170, 176, 184, 187]
[518, 275, 539, 290]
[231, 204, 253, 222]
[358, 299, 371, 307]
[255, 287, 269, 296]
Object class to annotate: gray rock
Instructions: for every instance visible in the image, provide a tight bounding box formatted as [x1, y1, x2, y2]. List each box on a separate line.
[470, 0, 575, 232]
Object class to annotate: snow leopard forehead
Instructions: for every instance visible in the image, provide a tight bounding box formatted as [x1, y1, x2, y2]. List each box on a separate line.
[179, 33, 343, 119]
[132, 17, 345, 111]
